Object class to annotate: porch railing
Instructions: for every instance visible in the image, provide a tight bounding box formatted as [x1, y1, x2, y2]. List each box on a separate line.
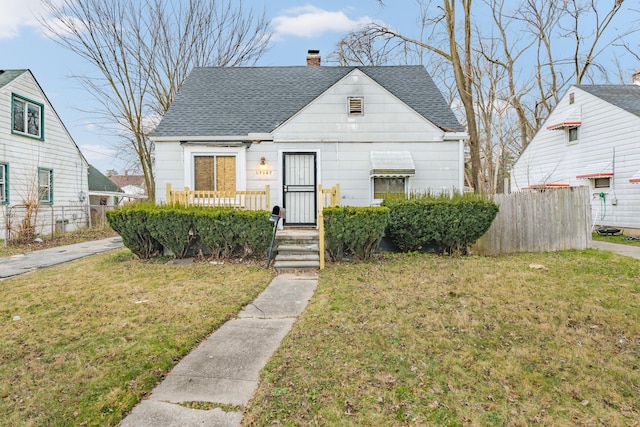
[166, 183, 270, 210]
[321, 184, 340, 208]
[318, 184, 340, 270]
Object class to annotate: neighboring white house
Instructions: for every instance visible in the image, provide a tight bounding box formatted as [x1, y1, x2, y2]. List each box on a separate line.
[151, 51, 467, 226]
[511, 79, 640, 231]
[109, 171, 147, 204]
[0, 69, 89, 239]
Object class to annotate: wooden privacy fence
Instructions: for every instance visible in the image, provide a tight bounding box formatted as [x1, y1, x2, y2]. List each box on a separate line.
[473, 186, 592, 255]
[166, 184, 270, 210]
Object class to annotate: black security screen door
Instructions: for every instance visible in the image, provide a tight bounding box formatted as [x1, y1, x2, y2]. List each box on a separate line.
[283, 152, 317, 225]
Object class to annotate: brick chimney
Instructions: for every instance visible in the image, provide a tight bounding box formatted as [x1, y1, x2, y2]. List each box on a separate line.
[306, 49, 321, 66]
[633, 68, 640, 86]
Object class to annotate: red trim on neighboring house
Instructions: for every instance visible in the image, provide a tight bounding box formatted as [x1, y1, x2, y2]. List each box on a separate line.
[630, 178, 640, 183]
[546, 121, 582, 130]
[523, 183, 570, 190]
[575, 172, 614, 179]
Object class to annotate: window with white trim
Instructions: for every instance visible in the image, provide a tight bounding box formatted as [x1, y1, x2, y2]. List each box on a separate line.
[373, 176, 407, 200]
[567, 126, 578, 143]
[38, 168, 53, 204]
[12, 94, 44, 139]
[194, 155, 236, 191]
[0, 163, 8, 204]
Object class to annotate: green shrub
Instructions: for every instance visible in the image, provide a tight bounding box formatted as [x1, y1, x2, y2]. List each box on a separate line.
[108, 205, 272, 260]
[238, 210, 273, 257]
[323, 206, 390, 261]
[383, 193, 499, 254]
[106, 205, 162, 259]
[193, 208, 240, 259]
[193, 208, 272, 259]
[146, 208, 197, 258]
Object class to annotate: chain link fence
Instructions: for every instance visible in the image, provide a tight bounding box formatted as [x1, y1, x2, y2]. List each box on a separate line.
[1, 204, 116, 242]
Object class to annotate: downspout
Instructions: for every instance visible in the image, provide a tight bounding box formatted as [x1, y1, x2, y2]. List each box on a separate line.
[459, 138, 465, 192]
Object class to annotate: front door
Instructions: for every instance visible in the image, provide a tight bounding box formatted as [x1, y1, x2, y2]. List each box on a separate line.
[283, 152, 317, 225]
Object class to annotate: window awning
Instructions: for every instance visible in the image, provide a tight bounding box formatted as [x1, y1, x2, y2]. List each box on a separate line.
[576, 161, 613, 179]
[370, 151, 415, 176]
[547, 107, 582, 130]
[630, 170, 640, 183]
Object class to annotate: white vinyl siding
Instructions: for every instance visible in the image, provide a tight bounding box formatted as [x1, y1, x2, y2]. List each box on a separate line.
[273, 69, 444, 143]
[512, 86, 640, 229]
[0, 71, 88, 238]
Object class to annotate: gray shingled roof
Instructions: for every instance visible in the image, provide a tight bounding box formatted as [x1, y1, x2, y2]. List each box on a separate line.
[0, 69, 28, 89]
[153, 65, 463, 138]
[577, 85, 640, 118]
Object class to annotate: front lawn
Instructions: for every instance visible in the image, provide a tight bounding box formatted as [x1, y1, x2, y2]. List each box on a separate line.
[0, 250, 273, 426]
[244, 251, 640, 426]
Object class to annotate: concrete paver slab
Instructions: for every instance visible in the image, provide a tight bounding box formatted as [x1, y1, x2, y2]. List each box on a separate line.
[150, 318, 295, 405]
[119, 400, 242, 427]
[240, 273, 317, 319]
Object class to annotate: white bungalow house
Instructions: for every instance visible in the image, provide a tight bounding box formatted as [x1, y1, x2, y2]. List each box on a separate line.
[0, 69, 89, 240]
[151, 51, 467, 226]
[511, 77, 640, 232]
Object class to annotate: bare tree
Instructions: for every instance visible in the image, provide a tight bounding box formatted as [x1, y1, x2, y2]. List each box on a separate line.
[328, 26, 416, 66]
[352, 1, 482, 191]
[561, 0, 627, 84]
[40, 0, 271, 201]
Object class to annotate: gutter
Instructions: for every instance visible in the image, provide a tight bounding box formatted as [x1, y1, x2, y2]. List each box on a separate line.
[150, 133, 273, 143]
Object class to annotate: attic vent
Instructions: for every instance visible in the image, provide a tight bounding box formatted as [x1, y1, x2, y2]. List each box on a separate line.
[348, 97, 363, 115]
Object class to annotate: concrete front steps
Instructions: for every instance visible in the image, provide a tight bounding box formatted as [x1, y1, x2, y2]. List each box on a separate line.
[273, 228, 320, 272]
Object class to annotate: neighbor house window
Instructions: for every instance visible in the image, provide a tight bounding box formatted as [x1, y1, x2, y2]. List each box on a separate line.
[12, 94, 44, 140]
[373, 177, 406, 200]
[38, 168, 53, 204]
[594, 177, 610, 189]
[568, 127, 578, 143]
[0, 163, 8, 204]
[194, 155, 236, 191]
[348, 97, 363, 116]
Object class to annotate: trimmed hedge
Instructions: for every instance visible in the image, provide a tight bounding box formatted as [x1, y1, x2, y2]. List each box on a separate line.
[106, 205, 162, 259]
[382, 193, 499, 254]
[146, 208, 197, 258]
[106, 205, 272, 259]
[323, 206, 390, 261]
[193, 208, 272, 259]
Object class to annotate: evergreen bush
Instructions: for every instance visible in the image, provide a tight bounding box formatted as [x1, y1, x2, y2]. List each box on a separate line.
[323, 206, 390, 261]
[106, 204, 162, 259]
[383, 193, 499, 254]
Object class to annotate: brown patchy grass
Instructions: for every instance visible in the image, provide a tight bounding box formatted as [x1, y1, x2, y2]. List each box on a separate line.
[243, 250, 640, 426]
[0, 249, 273, 426]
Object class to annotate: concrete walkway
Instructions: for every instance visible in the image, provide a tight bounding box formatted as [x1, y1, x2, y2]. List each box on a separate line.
[590, 240, 640, 260]
[0, 236, 124, 279]
[119, 273, 318, 427]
